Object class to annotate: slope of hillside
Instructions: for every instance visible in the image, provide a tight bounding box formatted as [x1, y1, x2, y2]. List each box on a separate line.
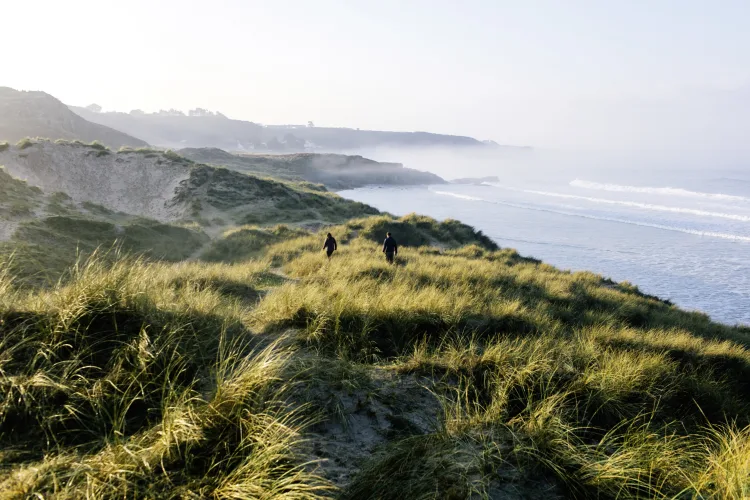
[1, 213, 749, 498]
[0, 87, 147, 148]
[0, 141, 379, 281]
[179, 148, 446, 188]
[0, 140, 378, 226]
[0, 165, 209, 282]
[71, 105, 491, 151]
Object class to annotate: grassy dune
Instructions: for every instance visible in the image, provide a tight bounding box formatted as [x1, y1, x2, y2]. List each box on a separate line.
[1, 215, 749, 498]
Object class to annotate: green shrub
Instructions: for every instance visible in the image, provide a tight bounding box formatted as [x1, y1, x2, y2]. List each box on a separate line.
[16, 138, 34, 150]
[163, 149, 192, 163]
[135, 147, 162, 155]
[0, 142, 9, 152]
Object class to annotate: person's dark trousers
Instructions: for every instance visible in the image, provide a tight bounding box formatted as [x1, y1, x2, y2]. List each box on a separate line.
[327, 250, 334, 259]
[385, 252, 395, 264]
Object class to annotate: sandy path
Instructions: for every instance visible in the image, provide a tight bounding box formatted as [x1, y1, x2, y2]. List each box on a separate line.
[0, 220, 18, 242]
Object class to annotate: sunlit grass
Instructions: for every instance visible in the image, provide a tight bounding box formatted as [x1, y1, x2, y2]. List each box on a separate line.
[1, 212, 750, 497]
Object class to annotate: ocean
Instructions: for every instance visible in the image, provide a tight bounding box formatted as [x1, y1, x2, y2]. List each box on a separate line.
[339, 169, 750, 326]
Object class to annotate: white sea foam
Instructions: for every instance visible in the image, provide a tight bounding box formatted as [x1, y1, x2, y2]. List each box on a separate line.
[483, 183, 750, 222]
[525, 189, 750, 221]
[570, 179, 750, 203]
[430, 190, 484, 201]
[434, 187, 750, 242]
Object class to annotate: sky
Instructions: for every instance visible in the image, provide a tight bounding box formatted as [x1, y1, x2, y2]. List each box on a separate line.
[2, 0, 749, 150]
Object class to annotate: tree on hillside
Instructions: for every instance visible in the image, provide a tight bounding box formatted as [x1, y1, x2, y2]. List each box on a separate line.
[130, 109, 145, 115]
[85, 103, 102, 113]
[307, 121, 315, 128]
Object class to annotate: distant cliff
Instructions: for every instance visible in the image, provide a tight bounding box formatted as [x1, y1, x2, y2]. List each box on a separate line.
[179, 148, 446, 189]
[70, 106, 494, 152]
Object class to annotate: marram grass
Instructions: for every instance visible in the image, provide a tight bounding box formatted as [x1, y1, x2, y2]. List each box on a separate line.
[0, 214, 749, 498]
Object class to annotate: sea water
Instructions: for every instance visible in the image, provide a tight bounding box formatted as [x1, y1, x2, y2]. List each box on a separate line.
[339, 171, 750, 326]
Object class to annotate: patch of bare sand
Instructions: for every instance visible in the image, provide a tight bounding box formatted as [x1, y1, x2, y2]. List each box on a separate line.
[303, 370, 442, 488]
[301, 368, 563, 498]
[0, 220, 18, 242]
[0, 142, 190, 221]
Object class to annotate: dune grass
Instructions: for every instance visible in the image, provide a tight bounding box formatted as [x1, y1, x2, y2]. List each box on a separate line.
[251, 226, 750, 498]
[2, 216, 209, 285]
[0, 167, 43, 219]
[0, 254, 330, 498]
[171, 164, 380, 226]
[1, 213, 750, 498]
[15, 138, 35, 150]
[201, 224, 310, 263]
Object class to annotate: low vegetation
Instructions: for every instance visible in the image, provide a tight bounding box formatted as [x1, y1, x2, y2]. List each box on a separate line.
[0, 255, 329, 498]
[201, 224, 309, 263]
[175, 165, 380, 226]
[15, 137, 35, 150]
[0, 167, 43, 218]
[178, 149, 445, 189]
[1, 212, 748, 498]
[1, 216, 209, 284]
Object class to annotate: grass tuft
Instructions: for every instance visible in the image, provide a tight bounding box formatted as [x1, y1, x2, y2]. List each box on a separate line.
[15, 138, 35, 150]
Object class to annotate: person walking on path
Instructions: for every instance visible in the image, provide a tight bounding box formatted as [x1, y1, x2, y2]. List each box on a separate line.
[382, 232, 398, 264]
[323, 233, 337, 259]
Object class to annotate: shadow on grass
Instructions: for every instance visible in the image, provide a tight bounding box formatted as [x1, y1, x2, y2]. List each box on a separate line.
[0, 300, 255, 453]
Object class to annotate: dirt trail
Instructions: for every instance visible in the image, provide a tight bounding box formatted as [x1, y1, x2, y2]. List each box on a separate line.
[269, 266, 300, 282]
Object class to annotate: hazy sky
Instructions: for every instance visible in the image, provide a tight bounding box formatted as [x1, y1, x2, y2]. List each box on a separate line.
[2, 0, 748, 150]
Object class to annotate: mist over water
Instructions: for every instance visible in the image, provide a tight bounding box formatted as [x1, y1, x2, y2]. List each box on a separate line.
[340, 153, 750, 325]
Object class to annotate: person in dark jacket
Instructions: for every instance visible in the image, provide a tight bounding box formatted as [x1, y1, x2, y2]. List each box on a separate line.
[382, 232, 398, 264]
[323, 233, 337, 259]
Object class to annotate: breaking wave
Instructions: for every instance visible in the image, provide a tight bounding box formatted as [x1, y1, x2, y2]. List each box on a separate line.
[482, 183, 750, 222]
[430, 190, 484, 201]
[570, 179, 750, 203]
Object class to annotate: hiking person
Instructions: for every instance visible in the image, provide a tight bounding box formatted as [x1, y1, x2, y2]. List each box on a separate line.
[323, 233, 337, 259]
[382, 232, 398, 264]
